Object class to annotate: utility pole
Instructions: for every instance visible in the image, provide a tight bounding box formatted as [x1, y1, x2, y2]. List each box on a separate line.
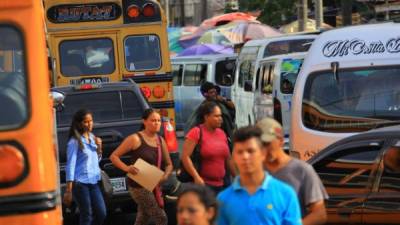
[341, 0, 352, 26]
[179, 0, 185, 26]
[385, 0, 390, 20]
[165, 0, 170, 26]
[202, 0, 208, 21]
[315, 0, 323, 29]
[298, 0, 308, 32]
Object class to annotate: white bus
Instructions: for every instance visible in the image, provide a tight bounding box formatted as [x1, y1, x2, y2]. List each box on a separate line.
[290, 22, 400, 160]
[232, 34, 316, 128]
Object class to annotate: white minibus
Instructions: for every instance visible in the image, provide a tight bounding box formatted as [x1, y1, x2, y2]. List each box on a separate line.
[290, 22, 400, 160]
[232, 34, 316, 128]
[171, 54, 237, 130]
[252, 53, 307, 150]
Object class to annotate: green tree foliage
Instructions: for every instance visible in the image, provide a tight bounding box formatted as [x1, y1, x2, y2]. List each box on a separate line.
[238, 0, 265, 11]
[258, 0, 297, 27]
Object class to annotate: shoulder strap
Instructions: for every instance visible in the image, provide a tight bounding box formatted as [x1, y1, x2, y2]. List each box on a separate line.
[156, 135, 162, 169]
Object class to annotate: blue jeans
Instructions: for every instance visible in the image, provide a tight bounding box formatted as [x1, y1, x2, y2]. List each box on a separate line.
[73, 182, 107, 225]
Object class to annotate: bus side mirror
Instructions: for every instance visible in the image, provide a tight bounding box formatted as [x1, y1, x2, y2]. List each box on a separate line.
[244, 80, 253, 92]
[51, 90, 65, 111]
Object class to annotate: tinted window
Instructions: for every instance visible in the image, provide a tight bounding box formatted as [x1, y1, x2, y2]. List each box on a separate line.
[56, 91, 142, 126]
[121, 91, 144, 119]
[60, 38, 115, 77]
[215, 59, 235, 86]
[125, 35, 161, 71]
[238, 46, 258, 88]
[183, 64, 207, 86]
[0, 26, 28, 130]
[263, 39, 314, 57]
[260, 64, 274, 94]
[238, 60, 255, 88]
[172, 64, 183, 86]
[303, 66, 400, 132]
[380, 147, 400, 192]
[314, 146, 380, 190]
[280, 58, 303, 94]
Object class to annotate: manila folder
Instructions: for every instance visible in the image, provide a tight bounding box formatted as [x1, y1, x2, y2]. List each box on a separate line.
[127, 158, 164, 192]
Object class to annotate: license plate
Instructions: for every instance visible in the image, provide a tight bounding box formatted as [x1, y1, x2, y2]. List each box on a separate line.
[70, 77, 109, 85]
[109, 177, 127, 193]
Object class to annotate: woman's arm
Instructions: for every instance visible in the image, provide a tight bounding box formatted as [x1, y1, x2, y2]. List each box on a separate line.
[110, 134, 140, 174]
[181, 137, 204, 185]
[160, 137, 173, 183]
[64, 139, 78, 206]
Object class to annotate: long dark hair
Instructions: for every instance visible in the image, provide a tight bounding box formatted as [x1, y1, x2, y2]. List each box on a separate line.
[140, 108, 158, 130]
[68, 108, 92, 150]
[178, 184, 218, 223]
[197, 100, 219, 124]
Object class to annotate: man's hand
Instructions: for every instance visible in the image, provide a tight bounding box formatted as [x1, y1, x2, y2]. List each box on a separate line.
[95, 137, 102, 156]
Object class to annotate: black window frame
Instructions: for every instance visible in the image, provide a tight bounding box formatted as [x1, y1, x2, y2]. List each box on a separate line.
[172, 64, 183, 86]
[182, 63, 208, 86]
[59, 37, 116, 77]
[0, 24, 29, 131]
[302, 65, 400, 132]
[313, 142, 382, 190]
[123, 34, 162, 72]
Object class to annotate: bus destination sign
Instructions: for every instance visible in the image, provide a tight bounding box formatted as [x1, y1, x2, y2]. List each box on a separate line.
[47, 3, 122, 23]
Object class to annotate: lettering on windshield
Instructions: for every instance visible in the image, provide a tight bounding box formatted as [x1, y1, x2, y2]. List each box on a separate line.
[322, 38, 400, 57]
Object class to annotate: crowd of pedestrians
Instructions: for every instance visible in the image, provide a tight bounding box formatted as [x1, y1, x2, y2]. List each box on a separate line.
[63, 81, 328, 225]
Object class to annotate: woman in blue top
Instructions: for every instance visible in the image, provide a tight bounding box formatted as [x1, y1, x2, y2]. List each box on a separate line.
[63, 109, 106, 225]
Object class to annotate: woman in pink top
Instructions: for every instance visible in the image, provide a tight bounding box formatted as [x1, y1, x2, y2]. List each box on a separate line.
[181, 101, 235, 193]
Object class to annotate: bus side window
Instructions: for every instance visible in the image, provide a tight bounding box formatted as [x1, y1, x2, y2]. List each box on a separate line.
[262, 65, 273, 94]
[255, 67, 260, 91]
[183, 64, 207, 86]
[172, 64, 183, 86]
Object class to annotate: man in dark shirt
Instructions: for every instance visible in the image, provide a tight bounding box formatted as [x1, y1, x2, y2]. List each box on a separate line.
[185, 81, 236, 147]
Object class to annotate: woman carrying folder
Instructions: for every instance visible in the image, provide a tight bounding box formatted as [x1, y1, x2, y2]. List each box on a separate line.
[110, 109, 173, 225]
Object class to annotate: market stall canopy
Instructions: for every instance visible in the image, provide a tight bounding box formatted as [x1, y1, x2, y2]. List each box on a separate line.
[177, 43, 233, 56]
[280, 19, 332, 33]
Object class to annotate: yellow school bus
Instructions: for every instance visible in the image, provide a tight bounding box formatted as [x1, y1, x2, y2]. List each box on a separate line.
[0, 1, 62, 225]
[44, 0, 175, 124]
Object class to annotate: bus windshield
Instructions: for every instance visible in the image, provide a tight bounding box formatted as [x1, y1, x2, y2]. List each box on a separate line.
[303, 66, 400, 132]
[280, 58, 303, 94]
[264, 39, 314, 58]
[0, 26, 27, 130]
[60, 38, 115, 76]
[124, 35, 161, 71]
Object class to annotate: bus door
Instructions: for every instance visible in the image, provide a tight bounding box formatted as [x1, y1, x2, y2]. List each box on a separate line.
[0, 0, 62, 224]
[254, 60, 275, 123]
[52, 34, 120, 86]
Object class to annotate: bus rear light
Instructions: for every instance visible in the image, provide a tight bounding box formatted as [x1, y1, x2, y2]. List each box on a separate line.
[0, 145, 25, 183]
[74, 84, 101, 90]
[127, 5, 140, 18]
[142, 3, 156, 17]
[153, 86, 166, 99]
[140, 86, 152, 99]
